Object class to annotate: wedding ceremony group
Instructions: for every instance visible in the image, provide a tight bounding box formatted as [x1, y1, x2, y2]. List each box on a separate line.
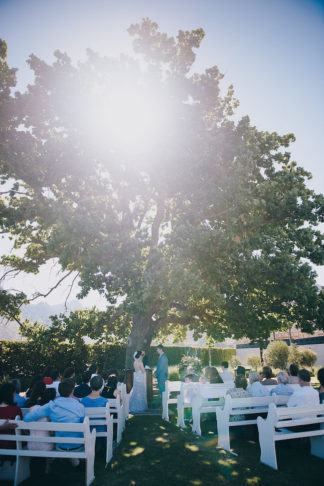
[1, 0, 324, 484]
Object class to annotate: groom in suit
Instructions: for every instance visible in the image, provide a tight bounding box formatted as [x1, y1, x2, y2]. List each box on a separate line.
[154, 344, 168, 395]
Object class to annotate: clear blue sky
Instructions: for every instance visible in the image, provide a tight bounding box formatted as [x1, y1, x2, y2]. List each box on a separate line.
[0, 0, 323, 305]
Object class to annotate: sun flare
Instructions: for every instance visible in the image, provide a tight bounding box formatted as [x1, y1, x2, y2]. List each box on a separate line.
[76, 80, 172, 155]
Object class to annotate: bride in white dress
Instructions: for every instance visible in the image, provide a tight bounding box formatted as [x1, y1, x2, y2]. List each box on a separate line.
[129, 351, 147, 413]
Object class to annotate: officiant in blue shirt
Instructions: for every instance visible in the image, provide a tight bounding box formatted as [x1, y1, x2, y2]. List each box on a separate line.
[154, 344, 168, 395]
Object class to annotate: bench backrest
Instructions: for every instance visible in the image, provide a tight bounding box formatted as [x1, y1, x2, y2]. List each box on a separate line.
[223, 394, 290, 413]
[198, 383, 233, 400]
[0, 416, 93, 452]
[107, 395, 122, 411]
[165, 381, 181, 395]
[84, 403, 111, 419]
[269, 402, 324, 425]
[265, 383, 300, 393]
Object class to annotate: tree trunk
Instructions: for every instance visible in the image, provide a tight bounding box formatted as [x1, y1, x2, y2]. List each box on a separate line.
[125, 314, 155, 370]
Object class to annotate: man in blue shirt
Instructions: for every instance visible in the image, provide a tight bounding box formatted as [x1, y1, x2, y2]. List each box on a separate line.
[24, 378, 85, 450]
[154, 344, 168, 396]
[270, 371, 294, 396]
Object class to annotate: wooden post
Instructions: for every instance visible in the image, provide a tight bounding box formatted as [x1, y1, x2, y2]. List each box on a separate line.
[146, 368, 153, 404]
[126, 369, 133, 393]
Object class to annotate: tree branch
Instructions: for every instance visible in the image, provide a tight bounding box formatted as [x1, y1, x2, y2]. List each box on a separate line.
[103, 308, 125, 326]
[3, 312, 27, 332]
[64, 272, 80, 310]
[0, 268, 22, 282]
[29, 270, 74, 301]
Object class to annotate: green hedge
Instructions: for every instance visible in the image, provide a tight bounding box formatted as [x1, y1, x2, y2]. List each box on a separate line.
[200, 348, 236, 366]
[0, 340, 236, 389]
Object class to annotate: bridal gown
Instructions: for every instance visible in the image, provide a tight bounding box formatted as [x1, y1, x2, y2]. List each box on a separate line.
[129, 361, 147, 412]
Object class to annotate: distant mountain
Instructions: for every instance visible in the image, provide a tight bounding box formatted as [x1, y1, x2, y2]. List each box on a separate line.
[0, 300, 85, 341]
[21, 300, 84, 326]
[0, 317, 23, 341]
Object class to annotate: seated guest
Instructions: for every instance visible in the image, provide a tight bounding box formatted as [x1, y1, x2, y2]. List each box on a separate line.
[288, 364, 300, 384]
[11, 378, 26, 407]
[46, 369, 61, 397]
[62, 367, 75, 380]
[236, 366, 246, 377]
[226, 375, 250, 421]
[183, 374, 197, 403]
[199, 375, 209, 384]
[247, 371, 270, 397]
[205, 366, 223, 384]
[220, 361, 234, 383]
[81, 375, 108, 408]
[287, 369, 319, 407]
[0, 382, 23, 449]
[74, 370, 92, 399]
[226, 375, 250, 399]
[260, 366, 277, 385]
[186, 367, 199, 382]
[27, 388, 56, 476]
[318, 368, 324, 404]
[43, 366, 55, 385]
[270, 372, 294, 396]
[24, 378, 85, 463]
[101, 376, 122, 402]
[107, 369, 118, 379]
[25, 374, 43, 399]
[88, 364, 98, 379]
[26, 381, 46, 408]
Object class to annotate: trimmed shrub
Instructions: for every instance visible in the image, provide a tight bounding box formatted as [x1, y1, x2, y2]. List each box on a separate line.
[264, 341, 289, 369]
[247, 354, 261, 370]
[168, 371, 180, 381]
[300, 348, 317, 367]
[288, 343, 302, 366]
[230, 356, 242, 368]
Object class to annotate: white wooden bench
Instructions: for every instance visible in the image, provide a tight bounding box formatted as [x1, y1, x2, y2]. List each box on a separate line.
[0, 416, 96, 486]
[108, 395, 124, 444]
[191, 383, 233, 436]
[162, 381, 182, 421]
[84, 404, 113, 465]
[177, 382, 199, 428]
[216, 394, 290, 452]
[257, 402, 324, 469]
[119, 382, 130, 423]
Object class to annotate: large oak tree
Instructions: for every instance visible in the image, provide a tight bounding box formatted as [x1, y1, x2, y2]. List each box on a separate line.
[1, 20, 323, 367]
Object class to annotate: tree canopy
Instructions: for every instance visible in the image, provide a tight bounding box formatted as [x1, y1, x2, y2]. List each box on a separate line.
[0, 19, 323, 366]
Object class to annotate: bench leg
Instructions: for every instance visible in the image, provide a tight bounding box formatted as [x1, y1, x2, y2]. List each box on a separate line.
[106, 424, 114, 465]
[162, 392, 169, 421]
[257, 421, 277, 470]
[117, 420, 122, 444]
[192, 406, 201, 436]
[86, 455, 95, 486]
[177, 403, 185, 428]
[14, 456, 30, 486]
[217, 419, 230, 452]
[310, 435, 324, 460]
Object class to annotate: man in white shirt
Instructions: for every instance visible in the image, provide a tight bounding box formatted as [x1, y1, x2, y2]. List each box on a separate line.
[220, 361, 234, 383]
[247, 371, 270, 397]
[287, 369, 319, 407]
